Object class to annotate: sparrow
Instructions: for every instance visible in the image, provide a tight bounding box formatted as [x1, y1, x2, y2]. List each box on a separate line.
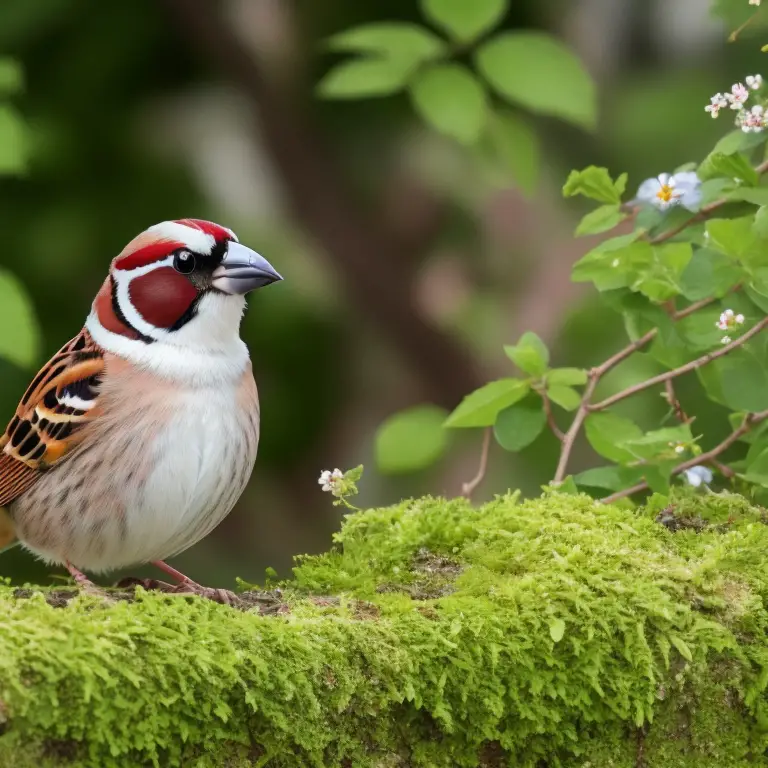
[0, 218, 282, 593]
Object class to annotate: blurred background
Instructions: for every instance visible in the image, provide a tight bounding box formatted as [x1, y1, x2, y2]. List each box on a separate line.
[0, 0, 760, 586]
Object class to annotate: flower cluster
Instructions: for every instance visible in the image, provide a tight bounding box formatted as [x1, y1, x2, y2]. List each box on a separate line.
[318, 465, 363, 508]
[635, 171, 701, 212]
[706, 76, 765, 131]
[749, 0, 761, 6]
[716, 308, 745, 344]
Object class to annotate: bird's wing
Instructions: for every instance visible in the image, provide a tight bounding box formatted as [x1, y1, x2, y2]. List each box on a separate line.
[0, 329, 104, 506]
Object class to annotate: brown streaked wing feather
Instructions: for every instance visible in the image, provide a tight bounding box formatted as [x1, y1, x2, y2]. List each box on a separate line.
[0, 329, 104, 506]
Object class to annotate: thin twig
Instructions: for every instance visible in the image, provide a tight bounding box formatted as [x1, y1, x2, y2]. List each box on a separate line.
[541, 391, 565, 441]
[600, 410, 768, 504]
[461, 428, 491, 499]
[591, 316, 768, 412]
[663, 380, 692, 425]
[553, 291, 739, 483]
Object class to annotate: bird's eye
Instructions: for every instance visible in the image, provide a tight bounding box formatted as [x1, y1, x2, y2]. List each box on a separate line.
[173, 249, 196, 275]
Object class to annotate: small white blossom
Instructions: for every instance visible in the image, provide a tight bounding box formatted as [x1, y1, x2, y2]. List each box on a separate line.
[728, 83, 750, 109]
[635, 171, 701, 211]
[674, 444, 685, 454]
[318, 468, 344, 494]
[721, 335, 732, 345]
[747, 74, 764, 90]
[716, 308, 746, 330]
[739, 104, 767, 133]
[750, 0, 761, 7]
[683, 465, 713, 488]
[705, 92, 729, 118]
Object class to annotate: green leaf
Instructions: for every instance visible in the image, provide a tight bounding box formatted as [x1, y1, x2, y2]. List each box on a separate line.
[575, 204, 626, 237]
[575, 465, 644, 491]
[480, 110, 539, 195]
[726, 187, 768, 206]
[420, 0, 506, 42]
[631, 243, 693, 302]
[572, 241, 652, 292]
[0, 269, 40, 368]
[678, 247, 744, 301]
[476, 32, 596, 130]
[719, 349, 768, 412]
[547, 385, 581, 411]
[0, 105, 27, 175]
[563, 166, 625, 204]
[493, 401, 546, 451]
[754, 206, 768, 240]
[585, 412, 643, 463]
[706, 217, 766, 267]
[0, 59, 22, 96]
[548, 368, 588, 386]
[317, 57, 415, 99]
[375, 405, 449, 474]
[409, 64, 487, 143]
[445, 379, 530, 427]
[503, 331, 549, 376]
[741, 446, 768, 486]
[712, 128, 768, 156]
[345, 464, 364, 483]
[325, 23, 446, 64]
[643, 463, 676, 494]
[619, 425, 693, 461]
[698, 152, 758, 186]
[548, 617, 566, 643]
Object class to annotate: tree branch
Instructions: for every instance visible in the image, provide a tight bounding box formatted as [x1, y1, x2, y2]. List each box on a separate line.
[600, 410, 768, 504]
[553, 291, 738, 483]
[591, 316, 768, 412]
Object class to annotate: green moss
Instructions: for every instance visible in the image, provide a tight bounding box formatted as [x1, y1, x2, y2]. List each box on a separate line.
[1, 490, 768, 766]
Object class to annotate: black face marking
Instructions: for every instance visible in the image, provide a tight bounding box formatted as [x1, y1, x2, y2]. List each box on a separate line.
[168, 293, 204, 332]
[111, 278, 155, 345]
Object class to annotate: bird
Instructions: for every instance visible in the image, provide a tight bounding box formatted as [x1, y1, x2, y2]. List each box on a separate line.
[0, 218, 282, 594]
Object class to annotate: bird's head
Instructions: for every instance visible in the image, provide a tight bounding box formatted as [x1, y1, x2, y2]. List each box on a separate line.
[87, 219, 282, 382]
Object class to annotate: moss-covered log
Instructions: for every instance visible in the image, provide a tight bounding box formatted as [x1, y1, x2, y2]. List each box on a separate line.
[1, 490, 768, 767]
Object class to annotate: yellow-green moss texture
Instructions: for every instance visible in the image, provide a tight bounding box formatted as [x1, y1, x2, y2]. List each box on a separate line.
[2, 490, 768, 767]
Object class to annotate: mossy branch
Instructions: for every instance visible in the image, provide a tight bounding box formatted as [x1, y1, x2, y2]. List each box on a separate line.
[2, 491, 768, 767]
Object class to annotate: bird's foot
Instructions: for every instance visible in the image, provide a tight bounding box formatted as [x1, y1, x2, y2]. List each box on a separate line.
[150, 560, 238, 605]
[65, 561, 113, 600]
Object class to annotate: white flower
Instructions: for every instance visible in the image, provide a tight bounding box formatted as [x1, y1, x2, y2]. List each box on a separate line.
[747, 74, 764, 90]
[750, 0, 761, 6]
[683, 466, 713, 488]
[738, 104, 767, 133]
[674, 444, 685, 454]
[318, 468, 344, 494]
[716, 308, 746, 330]
[705, 92, 729, 118]
[721, 335, 732, 345]
[636, 171, 701, 211]
[727, 83, 750, 109]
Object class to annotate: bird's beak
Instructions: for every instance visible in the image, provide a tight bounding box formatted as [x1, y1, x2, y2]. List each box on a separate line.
[212, 241, 283, 295]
